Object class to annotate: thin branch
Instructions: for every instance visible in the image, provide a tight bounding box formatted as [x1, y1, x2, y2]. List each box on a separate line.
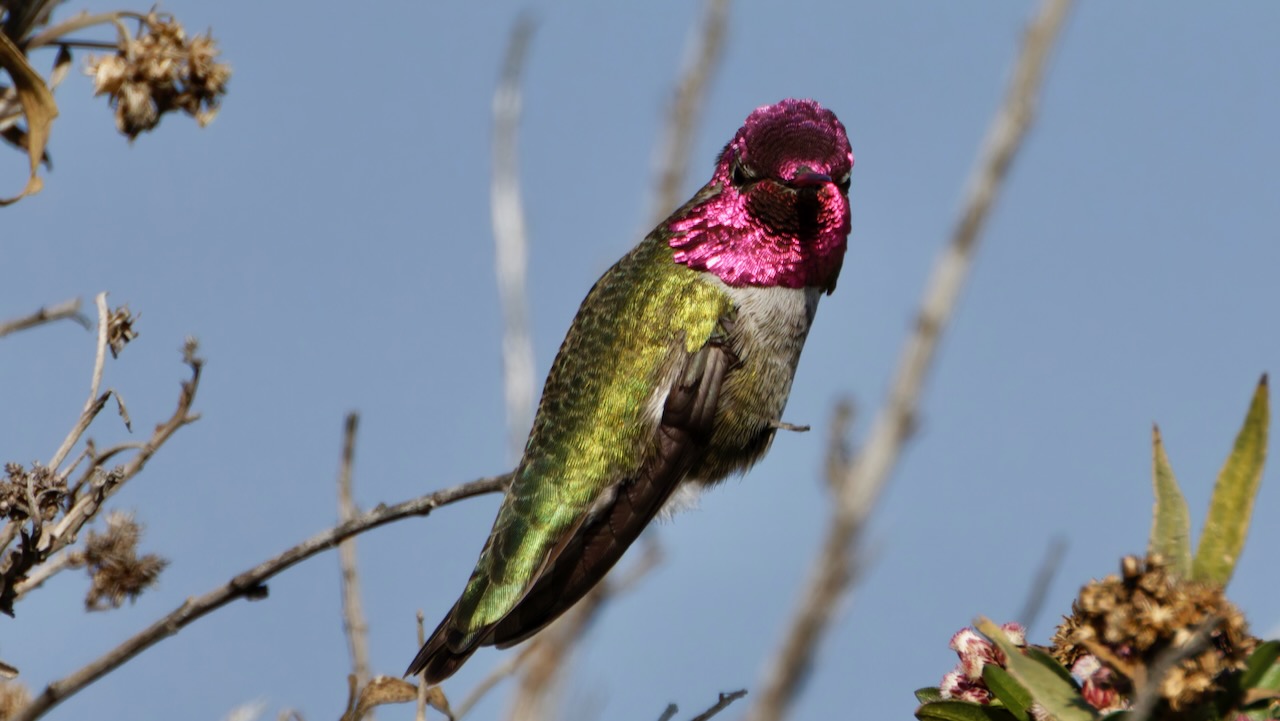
[491, 13, 537, 462]
[11, 548, 76, 600]
[0, 297, 88, 338]
[47, 293, 110, 473]
[39, 339, 202, 558]
[337, 413, 372, 693]
[23, 10, 149, 50]
[1016, 535, 1067, 630]
[747, 2, 1074, 720]
[688, 690, 747, 721]
[1127, 616, 1220, 721]
[11, 473, 512, 721]
[650, 0, 731, 224]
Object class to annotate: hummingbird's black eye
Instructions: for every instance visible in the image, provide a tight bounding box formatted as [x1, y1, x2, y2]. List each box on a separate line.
[731, 162, 752, 187]
[835, 171, 851, 194]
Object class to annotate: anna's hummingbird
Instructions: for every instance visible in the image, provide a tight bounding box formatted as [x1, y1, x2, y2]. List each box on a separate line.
[408, 98, 854, 683]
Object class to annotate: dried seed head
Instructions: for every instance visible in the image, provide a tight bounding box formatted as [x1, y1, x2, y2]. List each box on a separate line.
[74, 512, 168, 610]
[84, 11, 230, 139]
[0, 463, 67, 522]
[106, 305, 138, 358]
[1051, 555, 1256, 717]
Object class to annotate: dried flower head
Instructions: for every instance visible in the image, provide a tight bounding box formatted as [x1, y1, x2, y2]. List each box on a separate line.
[85, 11, 231, 139]
[106, 304, 138, 358]
[0, 463, 66, 523]
[71, 512, 168, 610]
[1051, 554, 1256, 716]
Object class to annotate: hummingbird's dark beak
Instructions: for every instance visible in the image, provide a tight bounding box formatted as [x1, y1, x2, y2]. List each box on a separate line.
[788, 170, 832, 188]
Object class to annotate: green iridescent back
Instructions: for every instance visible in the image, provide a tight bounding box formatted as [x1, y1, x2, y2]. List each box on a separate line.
[452, 231, 733, 639]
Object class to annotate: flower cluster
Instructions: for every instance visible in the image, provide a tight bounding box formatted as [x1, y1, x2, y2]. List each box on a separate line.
[1052, 554, 1257, 715]
[939, 622, 1027, 703]
[86, 11, 231, 139]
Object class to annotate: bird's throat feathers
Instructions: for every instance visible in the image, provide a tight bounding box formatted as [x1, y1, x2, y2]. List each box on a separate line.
[666, 98, 853, 293]
[666, 182, 849, 292]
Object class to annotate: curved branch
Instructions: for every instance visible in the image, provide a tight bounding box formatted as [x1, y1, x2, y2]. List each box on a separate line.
[13, 472, 512, 721]
[748, 1, 1075, 719]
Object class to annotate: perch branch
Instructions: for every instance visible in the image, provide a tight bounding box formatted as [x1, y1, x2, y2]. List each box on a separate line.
[11, 473, 511, 721]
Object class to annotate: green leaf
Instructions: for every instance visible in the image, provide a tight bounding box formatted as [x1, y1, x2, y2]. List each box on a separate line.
[917, 687, 946, 704]
[1241, 641, 1280, 691]
[916, 701, 1019, 721]
[1255, 664, 1280, 695]
[1025, 646, 1079, 687]
[976, 618, 1098, 721]
[1148, 425, 1193, 577]
[1192, 376, 1270, 586]
[983, 665, 1032, 721]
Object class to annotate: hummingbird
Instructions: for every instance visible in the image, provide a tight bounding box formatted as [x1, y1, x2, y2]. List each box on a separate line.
[408, 98, 853, 683]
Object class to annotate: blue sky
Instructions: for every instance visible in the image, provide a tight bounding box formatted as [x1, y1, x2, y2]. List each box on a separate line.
[4, 2, 1279, 719]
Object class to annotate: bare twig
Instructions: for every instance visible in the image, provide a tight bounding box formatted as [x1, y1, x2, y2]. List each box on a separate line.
[748, 2, 1074, 720]
[11, 473, 511, 721]
[11, 548, 76, 600]
[688, 690, 747, 721]
[39, 338, 201, 558]
[1127, 616, 1220, 721]
[503, 542, 662, 721]
[650, 0, 731, 223]
[0, 297, 88, 338]
[491, 13, 537, 462]
[337, 413, 372, 693]
[23, 10, 150, 50]
[1016, 535, 1067, 630]
[656, 704, 679, 721]
[47, 293, 111, 473]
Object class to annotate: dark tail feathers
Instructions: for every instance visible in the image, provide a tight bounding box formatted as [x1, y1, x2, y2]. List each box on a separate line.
[405, 607, 481, 685]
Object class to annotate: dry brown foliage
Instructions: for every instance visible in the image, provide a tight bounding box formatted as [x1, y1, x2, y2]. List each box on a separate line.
[1, 1, 229, 203]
